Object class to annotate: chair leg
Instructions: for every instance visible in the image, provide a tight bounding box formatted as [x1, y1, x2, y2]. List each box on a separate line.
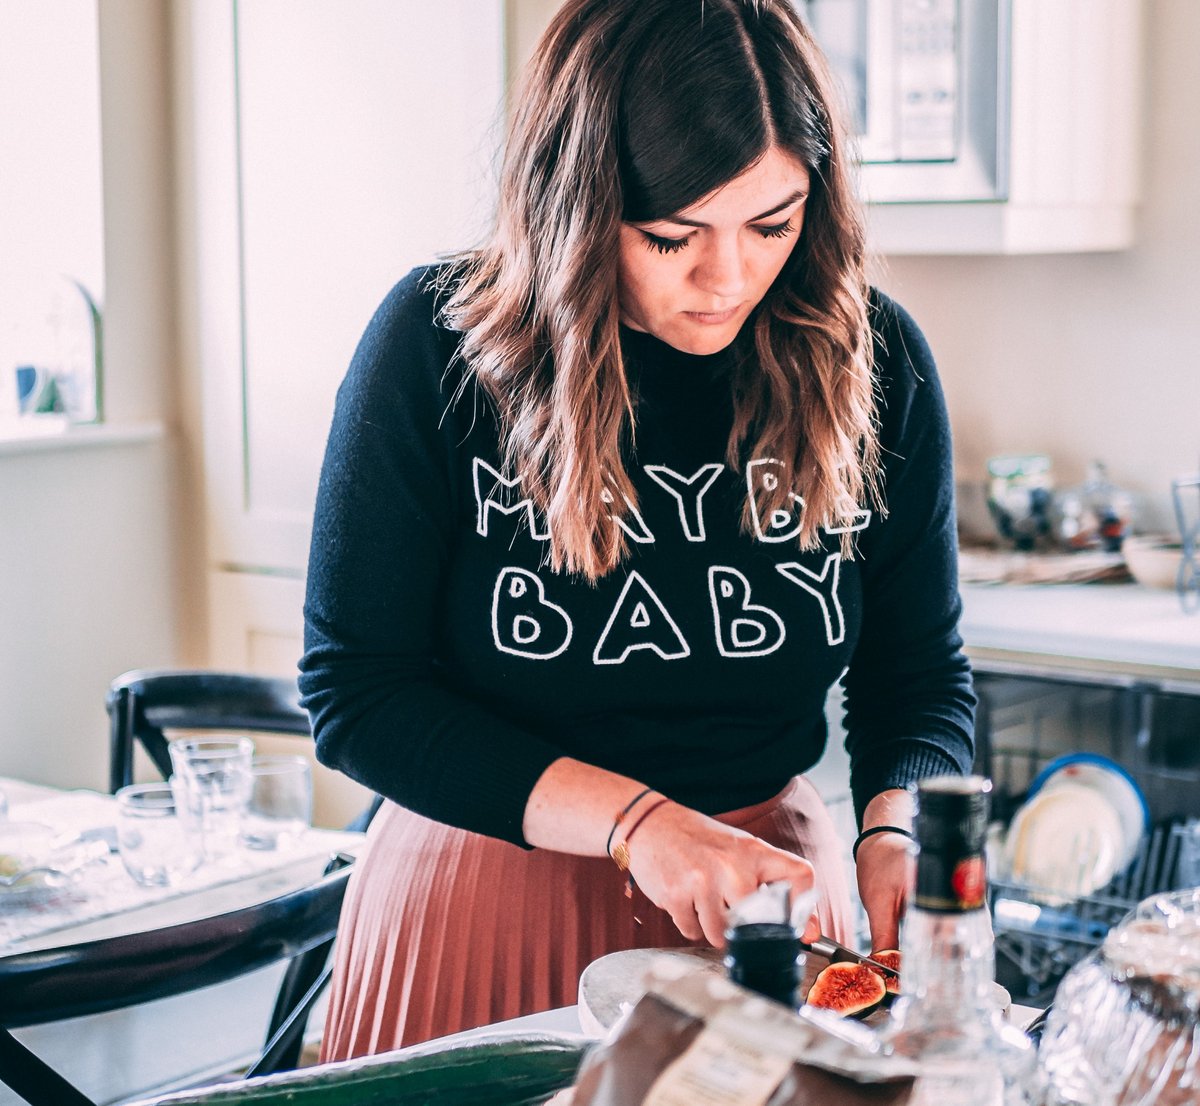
[0, 1028, 97, 1106]
[255, 939, 334, 1075]
[246, 958, 334, 1079]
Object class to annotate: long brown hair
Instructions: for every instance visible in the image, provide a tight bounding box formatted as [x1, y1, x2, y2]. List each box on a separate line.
[441, 0, 881, 580]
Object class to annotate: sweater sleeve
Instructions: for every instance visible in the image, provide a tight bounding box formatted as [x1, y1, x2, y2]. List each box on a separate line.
[841, 293, 977, 827]
[298, 270, 563, 847]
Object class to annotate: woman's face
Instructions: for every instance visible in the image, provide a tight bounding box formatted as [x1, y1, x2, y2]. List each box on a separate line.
[618, 145, 811, 356]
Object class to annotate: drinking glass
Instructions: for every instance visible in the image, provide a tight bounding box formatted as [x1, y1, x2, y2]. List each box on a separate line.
[116, 783, 202, 887]
[168, 737, 254, 860]
[241, 755, 313, 850]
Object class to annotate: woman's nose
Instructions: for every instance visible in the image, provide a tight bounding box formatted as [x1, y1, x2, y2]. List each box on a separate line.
[692, 237, 747, 299]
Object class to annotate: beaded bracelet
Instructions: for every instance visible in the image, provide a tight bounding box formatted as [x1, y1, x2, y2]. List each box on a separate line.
[852, 824, 914, 863]
[605, 786, 654, 859]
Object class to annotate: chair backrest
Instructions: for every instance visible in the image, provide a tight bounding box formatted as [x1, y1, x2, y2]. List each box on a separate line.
[106, 669, 310, 794]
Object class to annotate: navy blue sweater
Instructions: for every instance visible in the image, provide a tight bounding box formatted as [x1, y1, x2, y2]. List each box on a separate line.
[300, 267, 975, 846]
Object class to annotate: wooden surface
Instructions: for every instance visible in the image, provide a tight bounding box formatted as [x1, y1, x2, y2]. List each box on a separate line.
[578, 946, 1010, 1036]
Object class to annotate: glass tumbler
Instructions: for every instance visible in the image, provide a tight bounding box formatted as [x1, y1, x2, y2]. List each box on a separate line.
[241, 755, 313, 850]
[116, 783, 202, 887]
[168, 737, 254, 860]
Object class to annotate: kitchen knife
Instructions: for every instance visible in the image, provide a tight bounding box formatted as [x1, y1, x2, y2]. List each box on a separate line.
[801, 935, 899, 978]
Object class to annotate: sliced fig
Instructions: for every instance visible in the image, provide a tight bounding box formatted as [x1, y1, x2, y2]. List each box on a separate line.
[805, 960, 887, 1017]
[870, 948, 901, 995]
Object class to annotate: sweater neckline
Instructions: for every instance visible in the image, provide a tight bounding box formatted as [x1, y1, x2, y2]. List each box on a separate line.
[618, 325, 739, 384]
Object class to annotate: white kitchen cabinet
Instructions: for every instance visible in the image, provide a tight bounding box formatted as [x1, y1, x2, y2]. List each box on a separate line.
[176, 1, 505, 664]
[870, 0, 1143, 254]
[509, 0, 1143, 255]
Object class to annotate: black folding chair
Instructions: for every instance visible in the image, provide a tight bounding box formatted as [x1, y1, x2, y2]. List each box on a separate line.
[107, 670, 381, 1063]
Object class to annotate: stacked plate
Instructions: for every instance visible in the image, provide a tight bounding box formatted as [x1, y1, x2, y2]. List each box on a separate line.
[1003, 754, 1149, 904]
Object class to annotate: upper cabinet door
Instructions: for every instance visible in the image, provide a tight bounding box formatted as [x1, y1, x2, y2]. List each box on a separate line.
[179, 1, 504, 575]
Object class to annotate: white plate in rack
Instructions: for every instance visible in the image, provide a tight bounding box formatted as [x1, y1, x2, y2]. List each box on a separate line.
[1004, 782, 1126, 903]
[1027, 753, 1149, 870]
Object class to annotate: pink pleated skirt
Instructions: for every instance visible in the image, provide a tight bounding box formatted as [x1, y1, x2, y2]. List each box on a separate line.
[319, 775, 854, 1061]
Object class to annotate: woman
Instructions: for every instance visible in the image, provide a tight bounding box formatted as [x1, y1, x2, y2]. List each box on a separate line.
[301, 0, 975, 1059]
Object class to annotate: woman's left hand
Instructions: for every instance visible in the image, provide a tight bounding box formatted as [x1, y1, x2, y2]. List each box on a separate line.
[854, 788, 916, 952]
[854, 831, 914, 953]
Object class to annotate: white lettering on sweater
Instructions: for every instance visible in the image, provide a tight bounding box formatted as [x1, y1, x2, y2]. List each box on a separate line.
[824, 509, 872, 534]
[601, 479, 655, 543]
[644, 463, 724, 542]
[593, 571, 691, 665]
[478, 456, 862, 663]
[492, 568, 573, 659]
[474, 458, 550, 541]
[775, 554, 846, 646]
[746, 459, 805, 543]
[708, 567, 786, 657]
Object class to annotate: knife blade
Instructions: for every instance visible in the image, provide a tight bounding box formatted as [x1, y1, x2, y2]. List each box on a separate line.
[801, 935, 899, 978]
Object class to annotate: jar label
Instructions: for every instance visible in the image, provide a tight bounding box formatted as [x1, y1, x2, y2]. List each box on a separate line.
[916, 851, 987, 912]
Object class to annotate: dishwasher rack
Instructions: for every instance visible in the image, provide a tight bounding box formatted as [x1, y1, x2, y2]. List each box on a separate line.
[974, 664, 1200, 1003]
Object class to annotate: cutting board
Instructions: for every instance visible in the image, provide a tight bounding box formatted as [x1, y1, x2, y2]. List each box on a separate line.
[578, 945, 1010, 1037]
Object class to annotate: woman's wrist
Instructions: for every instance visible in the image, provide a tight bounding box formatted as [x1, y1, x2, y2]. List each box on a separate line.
[522, 757, 658, 856]
[852, 824, 913, 863]
[605, 786, 657, 858]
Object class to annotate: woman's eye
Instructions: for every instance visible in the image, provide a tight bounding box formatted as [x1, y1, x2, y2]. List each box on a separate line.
[641, 231, 691, 255]
[755, 219, 795, 240]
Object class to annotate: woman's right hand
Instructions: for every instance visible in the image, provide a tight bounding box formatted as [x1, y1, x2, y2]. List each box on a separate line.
[623, 800, 818, 947]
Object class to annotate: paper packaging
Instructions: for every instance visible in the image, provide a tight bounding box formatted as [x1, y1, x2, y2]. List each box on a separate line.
[569, 959, 917, 1106]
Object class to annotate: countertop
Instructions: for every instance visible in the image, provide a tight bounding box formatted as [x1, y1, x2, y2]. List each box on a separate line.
[960, 581, 1200, 685]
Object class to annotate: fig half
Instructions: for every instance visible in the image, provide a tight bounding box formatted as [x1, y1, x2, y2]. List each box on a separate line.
[805, 960, 887, 1017]
[870, 948, 901, 995]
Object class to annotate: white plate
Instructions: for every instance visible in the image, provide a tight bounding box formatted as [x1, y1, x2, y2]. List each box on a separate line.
[1005, 782, 1126, 903]
[1028, 754, 1148, 870]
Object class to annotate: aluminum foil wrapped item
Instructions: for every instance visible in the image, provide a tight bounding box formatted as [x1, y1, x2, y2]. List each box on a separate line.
[568, 956, 918, 1105]
[1039, 888, 1200, 1106]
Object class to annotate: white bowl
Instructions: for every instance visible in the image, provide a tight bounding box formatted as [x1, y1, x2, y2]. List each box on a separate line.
[1122, 534, 1184, 590]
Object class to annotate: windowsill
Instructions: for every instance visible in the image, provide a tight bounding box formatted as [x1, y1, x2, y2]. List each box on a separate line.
[0, 419, 166, 456]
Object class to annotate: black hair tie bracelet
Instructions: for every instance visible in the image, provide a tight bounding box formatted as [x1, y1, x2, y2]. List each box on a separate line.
[852, 824, 914, 863]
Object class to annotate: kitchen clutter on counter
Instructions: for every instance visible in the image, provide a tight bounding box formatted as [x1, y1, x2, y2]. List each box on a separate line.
[983, 456, 1131, 556]
[958, 457, 1200, 608]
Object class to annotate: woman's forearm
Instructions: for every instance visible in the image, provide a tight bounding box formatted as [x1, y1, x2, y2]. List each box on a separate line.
[521, 756, 657, 854]
[860, 787, 915, 832]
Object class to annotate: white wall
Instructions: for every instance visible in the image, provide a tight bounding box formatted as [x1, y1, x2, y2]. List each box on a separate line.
[877, 0, 1198, 533]
[0, 439, 176, 789]
[0, 1, 182, 790]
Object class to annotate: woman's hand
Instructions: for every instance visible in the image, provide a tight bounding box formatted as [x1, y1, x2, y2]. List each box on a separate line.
[854, 831, 914, 952]
[622, 801, 819, 947]
[855, 788, 916, 952]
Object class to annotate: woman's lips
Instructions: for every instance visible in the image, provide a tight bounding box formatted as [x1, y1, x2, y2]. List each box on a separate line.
[683, 306, 740, 324]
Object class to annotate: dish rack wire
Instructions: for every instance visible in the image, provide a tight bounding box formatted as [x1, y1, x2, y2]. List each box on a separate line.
[975, 668, 1200, 1002]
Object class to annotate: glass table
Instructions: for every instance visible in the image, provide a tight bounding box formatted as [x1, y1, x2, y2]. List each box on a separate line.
[0, 778, 365, 1106]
